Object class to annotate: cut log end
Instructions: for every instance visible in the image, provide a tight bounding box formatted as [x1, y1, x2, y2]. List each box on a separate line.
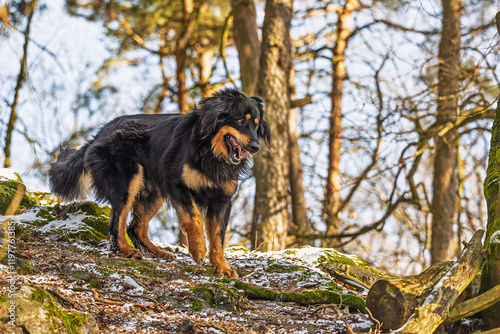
[367, 280, 417, 330]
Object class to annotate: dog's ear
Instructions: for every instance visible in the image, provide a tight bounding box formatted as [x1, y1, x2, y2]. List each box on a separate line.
[251, 96, 271, 147]
[199, 98, 230, 136]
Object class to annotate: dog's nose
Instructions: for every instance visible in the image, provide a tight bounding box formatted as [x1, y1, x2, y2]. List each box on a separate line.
[249, 141, 260, 154]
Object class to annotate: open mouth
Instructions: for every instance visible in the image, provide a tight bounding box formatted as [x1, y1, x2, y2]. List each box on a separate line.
[227, 135, 248, 164]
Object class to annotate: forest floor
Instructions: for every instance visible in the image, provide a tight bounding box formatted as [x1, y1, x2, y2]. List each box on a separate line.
[0, 202, 377, 334]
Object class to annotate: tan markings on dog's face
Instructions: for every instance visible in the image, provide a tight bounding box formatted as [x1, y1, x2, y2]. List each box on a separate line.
[245, 114, 251, 119]
[182, 165, 215, 191]
[254, 118, 259, 124]
[223, 179, 238, 196]
[211, 125, 250, 159]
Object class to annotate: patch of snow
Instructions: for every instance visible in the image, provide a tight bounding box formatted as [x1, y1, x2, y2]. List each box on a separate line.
[39, 214, 90, 232]
[0, 168, 20, 181]
[123, 275, 144, 293]
[491, 231, 500, 244]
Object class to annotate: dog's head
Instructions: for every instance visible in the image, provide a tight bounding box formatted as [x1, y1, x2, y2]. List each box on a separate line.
[198, 89, 271, 165]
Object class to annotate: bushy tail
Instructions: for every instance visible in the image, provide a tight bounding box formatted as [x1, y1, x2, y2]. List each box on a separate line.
[49, 144, 92, 201]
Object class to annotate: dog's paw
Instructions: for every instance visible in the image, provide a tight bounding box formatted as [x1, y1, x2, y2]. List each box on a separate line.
[156, 250, 175, 260]
[189, 244, 207, 264]
[118, 248, 143, 259]
[216, 266, 238, 278]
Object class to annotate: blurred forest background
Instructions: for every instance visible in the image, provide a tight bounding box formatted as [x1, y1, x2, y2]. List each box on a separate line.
[0, 0, 498, 276]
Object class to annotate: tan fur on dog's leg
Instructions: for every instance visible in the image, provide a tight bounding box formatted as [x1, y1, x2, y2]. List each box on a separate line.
[174, 202, 206, 264]
[205, 216, 237, 278]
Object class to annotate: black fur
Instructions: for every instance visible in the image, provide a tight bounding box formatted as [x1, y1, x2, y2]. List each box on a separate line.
[49, 89, 271, 263]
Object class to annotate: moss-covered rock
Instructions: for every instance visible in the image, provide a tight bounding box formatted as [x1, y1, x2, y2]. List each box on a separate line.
[190, 283, 246, 311]
[61, 266, 102, 289]
[0, 285, 98, 334]
[0, 170, 41, 215]
[265, 264, 306, 273]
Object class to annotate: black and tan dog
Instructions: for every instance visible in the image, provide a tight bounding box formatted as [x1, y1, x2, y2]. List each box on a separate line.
[49, 89, 270, 277]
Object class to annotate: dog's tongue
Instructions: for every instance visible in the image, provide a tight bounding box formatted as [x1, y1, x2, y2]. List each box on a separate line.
[239, 149, 248, 159]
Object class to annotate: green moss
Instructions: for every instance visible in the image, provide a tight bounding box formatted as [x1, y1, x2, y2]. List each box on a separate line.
[77, 202, 111, 217]
[96, 268, 116, 277]
[0, 180, 23, 214]
[22, 262, 33, 275]
[188, 301, 204, 311]
[315, 249, 387, 276]
[120, 259, 168, 278]
[20, 193, 40, 211]
[30, 207, 58, 226]
[185, 266, 216, 275]
[30, 191, 57, 205]
[285, 250, 298, 255]
[77, 202, 110, 237]
[485, 217, 500, 249]
[265, 264, 306, 273]
[222, 278, 366, 312]
[226, 246, 250, 254]
[0, 295, 8, 302]
[190, 284, 245, 310]
[31, 286, 89, 334]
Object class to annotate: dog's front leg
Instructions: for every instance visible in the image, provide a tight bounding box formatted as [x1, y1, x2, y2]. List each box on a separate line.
[173, 200, 207, 264]
[206, 202, 238, 278]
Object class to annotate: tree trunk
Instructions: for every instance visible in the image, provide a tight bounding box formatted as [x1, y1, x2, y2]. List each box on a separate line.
[231, 0, 260, 97]
[251, 0, 293, 252]
[430, 0, 462, 264]
[175, 0, 195, 114]
[197, 36, 214, 98]
[288, 70, 309, 245]
[4, 1, 35, 168]
[480, 16, 500, 324]
[323, 0, 358, 243]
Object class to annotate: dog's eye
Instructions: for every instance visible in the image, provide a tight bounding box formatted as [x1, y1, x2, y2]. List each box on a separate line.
[238, 119, 246, 125]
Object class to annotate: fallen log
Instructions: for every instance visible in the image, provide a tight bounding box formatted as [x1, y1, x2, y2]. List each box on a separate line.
[446, 283, 500, 323]
[366, 230, 484, 332]
[366, 261, 454, 330]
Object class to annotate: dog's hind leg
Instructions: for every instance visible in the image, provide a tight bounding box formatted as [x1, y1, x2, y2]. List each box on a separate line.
[127, 193, 174, 260]
[173, 200, 207, 264]
[108, 165, 144, 259]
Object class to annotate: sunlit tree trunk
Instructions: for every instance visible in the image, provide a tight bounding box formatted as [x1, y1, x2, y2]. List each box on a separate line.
[176, 0, 194, 114]
[196, 36, 214, 98]
[430, 0, 461, 264]
[252, 0, 293, 252]
[4, 1, 35, 168]
[288, 70, 309, 245]
[323, 0, 358, 243]
[231, 0, 260, 97]
[478, 11, 500, 329]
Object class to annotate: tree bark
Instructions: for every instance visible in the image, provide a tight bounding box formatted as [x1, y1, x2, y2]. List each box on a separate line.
[323, 0, 358, 242]
[175, 0, 196, 114]
[288, 70, 309, 245]
[394, 230, 484, 333]
[367, 261, 454, 330]
[4, 1, 35, 168]
[430, 0, 462, 264]
[252, 0, 293, 252]
[231, 0, 260, 97]
[480, 18, 500, 324]
[367, 230, 484, 332]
